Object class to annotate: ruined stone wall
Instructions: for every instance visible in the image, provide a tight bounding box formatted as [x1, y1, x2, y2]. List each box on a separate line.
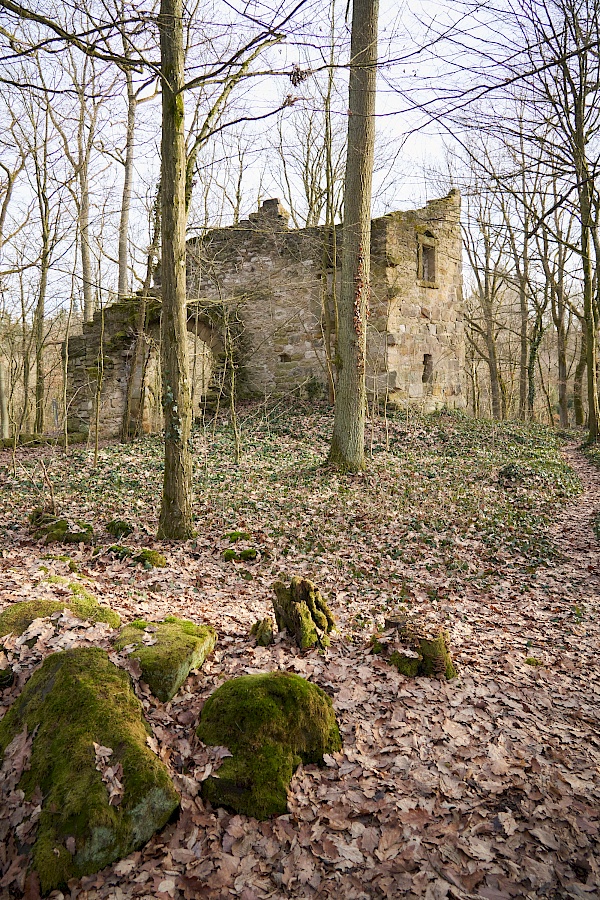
[66, 192, 464, 437]
[187, 190, 464, 411]
[66, 300, 211, 437]
[376, 189, 464, 410]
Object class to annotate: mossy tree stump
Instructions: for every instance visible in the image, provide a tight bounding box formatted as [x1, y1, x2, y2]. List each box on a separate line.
[372, 619, 456, 680]
[250, 617, 274, 646]
[272, 577, 335, 649]
[196, 672, 341, 819]
[114, 617, 216, 701]
[0, 648, 179, 894]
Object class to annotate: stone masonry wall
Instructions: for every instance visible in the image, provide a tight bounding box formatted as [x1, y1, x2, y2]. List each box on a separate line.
[66, 192, 464, 437]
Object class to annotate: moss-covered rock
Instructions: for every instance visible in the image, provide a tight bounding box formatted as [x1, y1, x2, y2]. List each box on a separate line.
[250, 617, 274, 646]
[0, 647, 179, 894]
[29, 509, 94, 545]
[272, 577, 336, 649]
[114, 617, 216, 701]
[107, 544, 134, 560]
[106, 519, 134, 539]
[196, 672, 341, 819]
[222, 548, 237, 562]
[133, 549, 166, 568]
[239, 548, 258, 562]
[226, 530, 251, 543]
[0, 584, 120, 637]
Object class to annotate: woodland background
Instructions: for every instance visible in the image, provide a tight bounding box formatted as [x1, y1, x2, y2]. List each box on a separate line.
[0, 0, 599, 439]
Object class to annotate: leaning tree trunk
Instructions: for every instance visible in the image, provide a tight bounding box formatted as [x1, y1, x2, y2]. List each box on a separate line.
[329, 0, 378, 471]
[157, 0, 194, 540]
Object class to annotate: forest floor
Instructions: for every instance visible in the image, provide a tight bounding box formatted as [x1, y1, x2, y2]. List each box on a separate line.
[0, 406, 599, 900]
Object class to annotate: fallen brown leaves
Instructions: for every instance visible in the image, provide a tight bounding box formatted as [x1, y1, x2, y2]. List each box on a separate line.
[0, 418, 598, 899]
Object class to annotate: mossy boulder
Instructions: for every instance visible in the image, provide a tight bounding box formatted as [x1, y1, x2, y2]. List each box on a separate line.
[0, 584, 120, 638]
[29, 509, 94, 545]
[272, 577, 335, 649]
[0, 648, 179, 894]
[196, 672, 341, 819]
[250, 617, 274, 646]
[106, 519, 134, 539]
[114, 617, 216, 702]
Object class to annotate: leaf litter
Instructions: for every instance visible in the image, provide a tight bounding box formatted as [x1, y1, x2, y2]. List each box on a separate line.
[0, 409, 598, 899]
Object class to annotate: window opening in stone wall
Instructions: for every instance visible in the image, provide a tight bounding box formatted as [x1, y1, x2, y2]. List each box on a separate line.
[422, 353, 433, 384]
[417, 231, 437, 285]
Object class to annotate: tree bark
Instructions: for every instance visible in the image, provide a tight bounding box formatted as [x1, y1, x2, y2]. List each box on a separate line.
[329, 0, 378, 471]
[0, 361, 9, 439]
[573, 327, 586, 426]
[157, 0, 194, 540]
[118, 69, 136, 299]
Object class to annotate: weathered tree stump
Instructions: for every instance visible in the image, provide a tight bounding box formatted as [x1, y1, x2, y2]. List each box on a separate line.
[272, 577, 335, 649]
[372, 618, 456, 680]
[250, 617, 274, 646]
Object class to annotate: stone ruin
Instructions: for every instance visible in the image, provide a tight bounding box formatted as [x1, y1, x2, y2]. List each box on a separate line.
[66, 190, 465, 437]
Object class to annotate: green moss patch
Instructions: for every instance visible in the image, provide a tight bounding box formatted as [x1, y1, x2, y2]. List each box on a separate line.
[0, 582, 120, 637]
[196, 672, 341, 819]
[0, 648, 179, 894]
[29, 509, 94, 545]
[222, 546, 258, 563]
[106, 519, 134, 539]
[114, 617, 216, 701]
[133, 549, 166, 568]
[226, 530, 251, 542]
[272, 577, 335, 649]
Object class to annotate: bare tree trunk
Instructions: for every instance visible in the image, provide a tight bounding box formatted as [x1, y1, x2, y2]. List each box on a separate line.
[121, 183, 161, 441]
[157, 0, 194, 540]
[527, 312, 544, 421]
[482, 297, 504, 421]
[573, 327, 586, 426]
[34, 241, 49, 434]
[80, 158, 94, 323]
[0, 361, 9, 439]
[118, 69, 136, 298]
[329, 0, 378, 471]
